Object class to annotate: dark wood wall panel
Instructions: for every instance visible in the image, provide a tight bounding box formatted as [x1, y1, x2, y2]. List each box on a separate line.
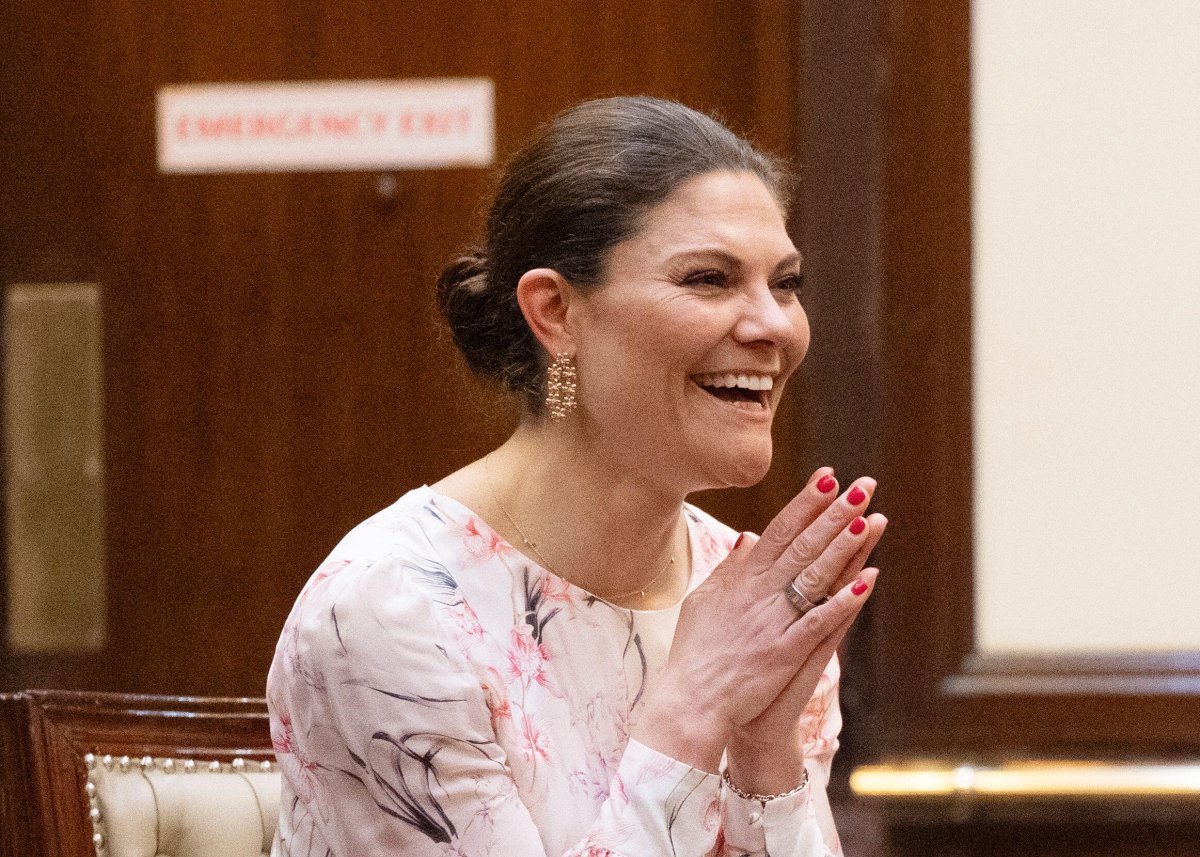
[0, 4, 104, 283]
[2, 0, 805, 697]
[2, 2, 112, 692]
[872, 0, 978, 755]
[792, 0, 887, 793]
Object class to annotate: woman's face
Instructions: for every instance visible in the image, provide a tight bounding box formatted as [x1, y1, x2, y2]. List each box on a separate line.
[569, 169, 810, 493]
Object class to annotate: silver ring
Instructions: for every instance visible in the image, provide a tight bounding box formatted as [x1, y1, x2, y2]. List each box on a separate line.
[785, 580, 830, 616]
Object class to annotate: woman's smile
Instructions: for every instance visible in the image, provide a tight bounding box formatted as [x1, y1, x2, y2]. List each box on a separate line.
[690, 371, 778, 412]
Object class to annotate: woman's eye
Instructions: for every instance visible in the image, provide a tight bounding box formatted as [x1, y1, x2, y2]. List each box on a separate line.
[682, 270, 728, 288]
[773, 273, 804, 293]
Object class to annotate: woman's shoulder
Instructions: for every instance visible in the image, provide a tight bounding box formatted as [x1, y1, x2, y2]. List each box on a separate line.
[325, 484, 444, 557]
[278, 487, 464, 643]
[269, 487, 495, 698]
[301, 485, 489, 585]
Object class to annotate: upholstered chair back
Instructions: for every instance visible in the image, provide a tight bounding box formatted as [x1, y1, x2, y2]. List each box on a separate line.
[0, 690, 279, 857]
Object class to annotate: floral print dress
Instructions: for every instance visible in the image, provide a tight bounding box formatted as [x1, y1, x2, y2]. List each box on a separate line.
[267, 486, 842, 857]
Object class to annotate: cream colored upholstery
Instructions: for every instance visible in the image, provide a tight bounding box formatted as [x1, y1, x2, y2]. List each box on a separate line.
[86, 755, 279, 857]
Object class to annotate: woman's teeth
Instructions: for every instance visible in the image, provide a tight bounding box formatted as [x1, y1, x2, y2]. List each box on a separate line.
[692, 372, 774, 391]
[691, 373, 773, 409]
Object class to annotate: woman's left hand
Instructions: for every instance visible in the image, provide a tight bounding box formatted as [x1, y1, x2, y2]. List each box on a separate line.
[725, 470, 888, 795]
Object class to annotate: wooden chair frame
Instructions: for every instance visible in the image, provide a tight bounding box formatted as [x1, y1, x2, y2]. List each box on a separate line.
[0, 689, 272, 857]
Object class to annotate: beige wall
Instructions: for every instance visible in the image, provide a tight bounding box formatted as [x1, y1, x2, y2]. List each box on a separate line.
[972, 0, 1200, 652]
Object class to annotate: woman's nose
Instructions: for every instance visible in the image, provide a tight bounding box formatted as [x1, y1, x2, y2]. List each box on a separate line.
[733, 283, 800, 346]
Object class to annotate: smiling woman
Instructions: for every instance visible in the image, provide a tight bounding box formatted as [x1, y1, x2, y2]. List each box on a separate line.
[266, 97, 887, 857]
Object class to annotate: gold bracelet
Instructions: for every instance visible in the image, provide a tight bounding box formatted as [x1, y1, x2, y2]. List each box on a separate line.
[721, 766, 810, 803]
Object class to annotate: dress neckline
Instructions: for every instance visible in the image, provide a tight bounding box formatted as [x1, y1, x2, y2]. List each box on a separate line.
[416, 485, 702, 617]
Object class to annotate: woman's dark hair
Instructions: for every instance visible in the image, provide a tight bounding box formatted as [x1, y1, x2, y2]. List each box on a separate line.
[436, 96, 792, 413]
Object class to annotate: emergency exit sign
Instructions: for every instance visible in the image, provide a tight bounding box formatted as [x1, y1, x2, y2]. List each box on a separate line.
[157, 78, 494, 174]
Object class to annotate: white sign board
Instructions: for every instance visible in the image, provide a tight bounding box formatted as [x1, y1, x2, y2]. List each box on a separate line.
[157, 78, 494, 174]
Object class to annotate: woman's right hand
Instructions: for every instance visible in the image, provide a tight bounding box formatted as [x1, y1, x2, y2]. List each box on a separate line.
[631, 469, 880, 773]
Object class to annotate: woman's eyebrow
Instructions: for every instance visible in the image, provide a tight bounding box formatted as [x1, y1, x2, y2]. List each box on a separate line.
[665, 248, 742, 268]
[772, 252, 804, 275]
[666, 248, 803, 272]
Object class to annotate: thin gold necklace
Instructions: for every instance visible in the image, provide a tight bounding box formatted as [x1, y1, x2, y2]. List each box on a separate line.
[483, 453, 680, 604]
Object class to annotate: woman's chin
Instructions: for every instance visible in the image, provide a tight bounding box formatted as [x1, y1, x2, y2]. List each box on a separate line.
[724, 464, 771, 489]
[703, 442, 774, 490]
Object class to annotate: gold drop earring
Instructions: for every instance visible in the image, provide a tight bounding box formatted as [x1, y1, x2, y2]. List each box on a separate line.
[544, 352, 578, 419]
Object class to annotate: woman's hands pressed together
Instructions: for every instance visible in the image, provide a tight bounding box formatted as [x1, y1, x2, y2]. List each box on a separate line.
[631, 468, 887, 784]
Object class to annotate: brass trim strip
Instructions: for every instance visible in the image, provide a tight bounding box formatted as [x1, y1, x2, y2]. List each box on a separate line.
[850, 761, 1200, 798]
[4, 282, 106, 653]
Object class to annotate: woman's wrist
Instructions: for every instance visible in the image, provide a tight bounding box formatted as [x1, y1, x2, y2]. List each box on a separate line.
[631, 685, 730, 774]
[725, 726, 807, 796]
[728, 717, 803, 756]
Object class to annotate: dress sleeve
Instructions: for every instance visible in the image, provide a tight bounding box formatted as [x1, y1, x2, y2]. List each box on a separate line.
[716, 655, 843, 857]
[267, 553, 725, 857]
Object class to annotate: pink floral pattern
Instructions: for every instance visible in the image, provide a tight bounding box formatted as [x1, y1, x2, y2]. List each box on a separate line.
[507, 625, 553, 689]
[461, 515, 512, 562]
[267, 486, 842, 856]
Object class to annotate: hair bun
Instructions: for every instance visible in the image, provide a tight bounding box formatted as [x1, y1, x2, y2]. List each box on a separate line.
[437, 250, 489, 300]
[437, 250, 535, 390]
[436, 250, 491, 358]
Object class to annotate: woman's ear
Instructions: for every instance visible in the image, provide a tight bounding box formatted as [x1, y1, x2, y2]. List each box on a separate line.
[516, 268, 576, 354]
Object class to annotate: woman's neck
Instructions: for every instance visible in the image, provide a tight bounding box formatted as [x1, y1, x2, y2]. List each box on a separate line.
[436, 419, 689, 608]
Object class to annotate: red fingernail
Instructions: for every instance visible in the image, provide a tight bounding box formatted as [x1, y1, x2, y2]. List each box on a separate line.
[847, 486, 867, 505]
[817, 475, 836, 494]
[849, 517, 866, 536]
[734, 532, 747, 548]
[851, 578, 869, 596]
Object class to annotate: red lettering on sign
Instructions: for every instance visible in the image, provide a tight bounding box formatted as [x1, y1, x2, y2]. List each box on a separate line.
[395, 108, 472, 137]
[177, 111, 380, 140]
[318, 112, 360, 136]
[421, 110, 452, 135]
[248, 114, 287, 138]
[291, 114, 314, 138]
[194, 115, 245, 139]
